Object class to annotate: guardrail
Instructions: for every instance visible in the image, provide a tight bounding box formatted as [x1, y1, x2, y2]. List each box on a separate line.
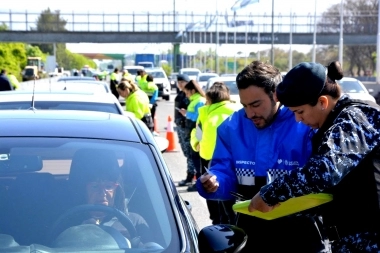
[0, 10, 377, 34]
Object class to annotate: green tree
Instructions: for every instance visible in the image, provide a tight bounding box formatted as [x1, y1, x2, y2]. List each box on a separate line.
[32, 8, 67, 55]
[0, 43, 28, 80]
[319, 0, 377, 76]
[0, 22, 7, 31]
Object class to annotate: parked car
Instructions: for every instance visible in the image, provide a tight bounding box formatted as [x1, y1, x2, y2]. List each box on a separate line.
[197, 73, 219, 90]
[205, 76, 242, 105]
[145, 68, 171, 101]
[123, 65, 144, 81]
[21, 80, 111, 95]
[169, 72, 178, 90]
[179, 68, 201, 81]
[0, 109, 247, 252]
[0, 91, 124, 115]
[337, 77, 376, 103]
[58, 76, 96, 82]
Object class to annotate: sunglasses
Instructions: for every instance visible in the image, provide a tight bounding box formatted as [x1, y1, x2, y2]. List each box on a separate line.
[87, 181, 119, 192]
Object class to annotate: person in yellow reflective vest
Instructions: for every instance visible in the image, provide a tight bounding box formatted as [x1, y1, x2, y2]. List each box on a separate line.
[178, 80, 206, 191]
[141, 74, 158, 125]
[116, 80, 154, 131]
[110, 68, 119, 99]
[137, 69, 148, 89]
[122, 69, 132, 80]
[190, 81, 241, 225]
[7, 73, 20, 90]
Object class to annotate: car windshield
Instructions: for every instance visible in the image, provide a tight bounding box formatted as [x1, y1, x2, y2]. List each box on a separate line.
[182, 71, 199, 76]
[0, 101, 120, 114]
[224, 81, 239, 95]
[125, 69, 140, 75]
[24, 69, 34, 75]
[198, 75, 216, 82]
[147, 71, 165, 78]
[0, 137, 178, 252]
[338, 80, 367, 93]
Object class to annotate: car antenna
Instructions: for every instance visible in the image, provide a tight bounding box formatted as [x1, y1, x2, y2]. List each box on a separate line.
[28, 75, 37, 110]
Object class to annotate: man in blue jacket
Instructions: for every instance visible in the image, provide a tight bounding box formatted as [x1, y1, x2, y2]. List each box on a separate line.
[197, 61, 327, 253]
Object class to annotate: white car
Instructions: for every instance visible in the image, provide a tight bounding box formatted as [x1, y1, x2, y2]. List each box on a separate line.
[337, 77, 376, 103]
[197, 73, 219, 90]
[145, 68, 170, 101]
[0, 91, 126, 115]
[123, 65, 144, 81]
[205, 76, 242, 107]
[179, 68, 201, 81]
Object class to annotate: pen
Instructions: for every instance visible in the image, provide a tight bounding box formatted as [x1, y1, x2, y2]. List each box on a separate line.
[204, 166, 214, 176]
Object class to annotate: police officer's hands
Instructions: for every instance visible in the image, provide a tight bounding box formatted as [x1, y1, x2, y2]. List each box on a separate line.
[199, 173, 219, 193]
[248, 192, 279, 213]
[179, 108, 186, 116]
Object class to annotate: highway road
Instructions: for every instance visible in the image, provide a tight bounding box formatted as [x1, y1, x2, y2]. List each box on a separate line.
[154, 88, 212, 230]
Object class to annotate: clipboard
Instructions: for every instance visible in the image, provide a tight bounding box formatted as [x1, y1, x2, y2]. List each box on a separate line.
[232, 193, 333, 220]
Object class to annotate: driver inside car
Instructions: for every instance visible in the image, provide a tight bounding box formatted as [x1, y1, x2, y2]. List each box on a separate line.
[52, 149, 158, 249]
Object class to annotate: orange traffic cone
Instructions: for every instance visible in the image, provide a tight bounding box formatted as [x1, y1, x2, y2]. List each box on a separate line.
[166, 115, 176, 151]
[154, 116, 159, 133]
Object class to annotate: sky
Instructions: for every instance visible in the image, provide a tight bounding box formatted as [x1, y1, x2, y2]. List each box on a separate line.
[1, 0, 343, 56]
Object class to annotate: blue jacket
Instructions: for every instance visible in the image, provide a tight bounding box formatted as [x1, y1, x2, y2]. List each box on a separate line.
[196, 105, 313, 201]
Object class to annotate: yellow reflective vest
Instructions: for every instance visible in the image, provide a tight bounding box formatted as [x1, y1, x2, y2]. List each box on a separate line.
[190, 101, 240, 160]
[125, 89, 151, 119]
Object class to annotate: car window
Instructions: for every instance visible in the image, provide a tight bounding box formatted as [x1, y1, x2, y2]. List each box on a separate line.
[181, 71, 199, 76]
[125, 69, 140, 75]
[338, 80, 367, 93]
[0, 138, 178, 251]
[0, 101, 121, 114]
[147, 71, 166, 78]
[198, 75, 216, 82]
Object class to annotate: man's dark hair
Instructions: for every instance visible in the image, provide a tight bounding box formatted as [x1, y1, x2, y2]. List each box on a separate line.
[147, 74, 154, 82]
[236, 61, 282, 96]
[0, 69, 6, 75]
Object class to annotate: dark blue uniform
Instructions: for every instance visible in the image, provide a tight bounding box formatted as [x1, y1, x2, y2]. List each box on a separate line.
[260, 95, 380, 252]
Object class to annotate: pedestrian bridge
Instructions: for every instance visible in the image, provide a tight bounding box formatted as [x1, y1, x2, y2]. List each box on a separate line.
[0, 10, 377, 45]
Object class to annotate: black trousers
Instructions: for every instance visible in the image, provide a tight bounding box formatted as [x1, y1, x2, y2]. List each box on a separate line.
[201, 158, 236, 225]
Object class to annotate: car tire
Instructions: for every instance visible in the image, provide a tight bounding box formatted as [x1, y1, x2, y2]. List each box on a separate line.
[163, 95, 170, 101]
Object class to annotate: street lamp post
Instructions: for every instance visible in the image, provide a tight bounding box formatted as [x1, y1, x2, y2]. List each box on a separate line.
[377, 0, 380, 84]
[312, 0, 317, 62]
[271, 0, 274, 65]
[339, 0, 344, 68]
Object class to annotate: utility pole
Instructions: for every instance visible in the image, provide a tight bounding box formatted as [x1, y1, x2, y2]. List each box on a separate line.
[377, 0, 380, 84]
[312, 0, 317, 62]
[339, 0, 344, 68]
[271, 0, 274, 65]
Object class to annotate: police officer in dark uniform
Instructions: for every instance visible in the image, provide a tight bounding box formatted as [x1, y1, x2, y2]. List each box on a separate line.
[175, 74, 196, 186]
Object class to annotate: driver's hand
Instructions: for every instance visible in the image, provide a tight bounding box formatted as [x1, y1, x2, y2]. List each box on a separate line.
[200, 174, 219, 193]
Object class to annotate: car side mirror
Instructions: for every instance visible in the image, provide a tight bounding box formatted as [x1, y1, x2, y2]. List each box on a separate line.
[198, 224, 247, 253]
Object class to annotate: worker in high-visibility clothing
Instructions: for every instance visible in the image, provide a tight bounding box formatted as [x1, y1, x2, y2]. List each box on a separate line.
[137, 69, 148, 89]
[110, 68, 119, 99]
[8, 73, 20, 90]
[122, 69, 132, 81]
[139, 74, 158, 120]
[116, 80, 154, 131]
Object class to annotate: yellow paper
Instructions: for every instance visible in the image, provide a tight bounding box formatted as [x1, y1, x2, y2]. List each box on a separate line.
[232, 193, 333, 220]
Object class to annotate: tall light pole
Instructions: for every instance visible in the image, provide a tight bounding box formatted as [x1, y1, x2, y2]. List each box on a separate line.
[377, 0, 380, 84]
[289, 10, 293, 70]
[339, 0, 344, 68]
[312, 0, 317, 62]
[173, 0, 175, 31]
[271, 0, 274, 65]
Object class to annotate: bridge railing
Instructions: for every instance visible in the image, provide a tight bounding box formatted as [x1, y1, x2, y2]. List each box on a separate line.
[0, 10, 377, 34]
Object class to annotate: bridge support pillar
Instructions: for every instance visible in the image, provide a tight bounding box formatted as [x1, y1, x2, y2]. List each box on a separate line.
[173, 43, 181, 72]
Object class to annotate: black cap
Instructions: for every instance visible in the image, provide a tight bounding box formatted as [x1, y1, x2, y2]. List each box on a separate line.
[177, 74, 190, 82]
[276, 62, 327, 107]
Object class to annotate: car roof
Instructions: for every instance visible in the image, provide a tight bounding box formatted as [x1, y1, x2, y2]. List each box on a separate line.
[123, 65, 144, 69]
[0, 91, 117, 104]
[340, 77, 358, 81]
[58, 77, 96, 81]
[21, 81, 110, 93]
[209, 76, 237, 81]
[0, 110, 141, 142]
